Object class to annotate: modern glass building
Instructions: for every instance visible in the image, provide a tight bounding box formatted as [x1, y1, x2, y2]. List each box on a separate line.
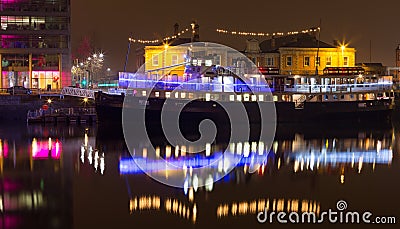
[0, 0, 71, 90]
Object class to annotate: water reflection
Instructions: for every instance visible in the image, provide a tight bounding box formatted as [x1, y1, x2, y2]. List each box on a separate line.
[0, 123, 89, 229]
[111, 122, 395, 225]
[0, 121, 399, 228]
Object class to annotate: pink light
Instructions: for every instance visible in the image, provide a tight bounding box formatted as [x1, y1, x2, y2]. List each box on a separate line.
[31, 139, 62, 160]
[2, 0, 19, 3]
[0, 216, 21, 229]
[4, 140, 9, 158]
[3, 179, 21, 192]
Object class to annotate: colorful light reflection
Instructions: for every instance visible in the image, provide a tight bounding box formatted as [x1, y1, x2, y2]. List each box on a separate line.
[0, 139, 9, 158]
[119, 152, 273, 174]
[31, 138, 62, 159]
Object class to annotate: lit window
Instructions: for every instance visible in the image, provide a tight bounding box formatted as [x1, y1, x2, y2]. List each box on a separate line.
[152, 54, 159, 66]
[286, 56, 292, 66]
[315, 56, 320, 66]
[326, 56, 332, 66]
[304, 56, 310, 66]
[171, 54, 178, 65]
[343, 57, 349, 66]
[267, 57, 274, 66]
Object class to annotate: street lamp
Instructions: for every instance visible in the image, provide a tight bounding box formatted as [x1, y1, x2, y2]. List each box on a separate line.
[340, 44, 346, 67]
[163, 43, 169, 77]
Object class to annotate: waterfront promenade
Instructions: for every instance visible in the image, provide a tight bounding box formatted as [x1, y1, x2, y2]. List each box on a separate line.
[0, 90, 94, 122]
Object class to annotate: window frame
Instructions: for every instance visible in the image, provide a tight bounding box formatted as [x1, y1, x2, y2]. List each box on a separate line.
[171, 54, 178, 65]
[326, 56, 332, 66]
[343, 56, 349, 66]
[304, 56, 310, 66]
[286, 56, 292, 66]
[152, 54, 159, 66]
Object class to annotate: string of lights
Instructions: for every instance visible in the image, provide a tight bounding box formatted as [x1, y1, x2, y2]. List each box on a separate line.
[127, 25, 320, 44]
[128, 28, 190, 44]
[216, 26, 320, 37]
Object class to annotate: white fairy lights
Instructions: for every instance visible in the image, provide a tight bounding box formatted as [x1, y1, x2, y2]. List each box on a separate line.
[128, 28, 190, 44]
[127, 25, 320, 44]
[216, 27, 320, 37]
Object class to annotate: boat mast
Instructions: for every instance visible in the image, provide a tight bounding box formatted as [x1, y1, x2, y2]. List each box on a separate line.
[124, 33, 133, 72]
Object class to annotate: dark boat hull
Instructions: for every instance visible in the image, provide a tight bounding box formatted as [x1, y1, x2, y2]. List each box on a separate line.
[95, 92, 393, 125]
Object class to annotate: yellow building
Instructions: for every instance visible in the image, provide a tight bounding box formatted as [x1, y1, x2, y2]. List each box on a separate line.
[143, 41, 189, 79]
[245, 34, 356, 75]
[142, 39, 242, 79]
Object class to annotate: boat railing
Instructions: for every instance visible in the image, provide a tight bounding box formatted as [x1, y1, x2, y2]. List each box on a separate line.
[122, 78, 271, 93]
[120, 78, 392, 95]
[283, 82, 393, 93]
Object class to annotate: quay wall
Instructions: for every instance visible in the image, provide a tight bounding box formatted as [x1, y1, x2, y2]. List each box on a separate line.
[0, 95, 94, 121]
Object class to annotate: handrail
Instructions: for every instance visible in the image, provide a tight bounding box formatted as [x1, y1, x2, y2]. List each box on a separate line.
[60, 87, 96, 99]
[118, 78, 393, 94]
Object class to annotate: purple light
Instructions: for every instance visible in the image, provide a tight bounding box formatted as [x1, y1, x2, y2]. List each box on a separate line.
[119, 152, 271, 174]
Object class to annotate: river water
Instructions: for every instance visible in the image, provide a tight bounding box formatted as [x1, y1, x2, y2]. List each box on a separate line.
[0, 119, 399, 229]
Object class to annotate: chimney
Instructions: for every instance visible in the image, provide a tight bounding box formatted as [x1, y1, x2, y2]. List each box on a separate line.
[174, 23, 179, 36]
[333, 40, 339, 46]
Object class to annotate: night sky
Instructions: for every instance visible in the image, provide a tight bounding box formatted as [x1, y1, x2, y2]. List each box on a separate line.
[71, 0, 400, 74]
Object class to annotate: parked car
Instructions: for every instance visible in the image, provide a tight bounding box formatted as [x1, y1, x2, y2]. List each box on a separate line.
[7, 86, 32, 95]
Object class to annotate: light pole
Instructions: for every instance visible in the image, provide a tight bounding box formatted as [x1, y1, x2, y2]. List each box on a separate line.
[341, 45, 345, 67]
[163, 44, 169, 78]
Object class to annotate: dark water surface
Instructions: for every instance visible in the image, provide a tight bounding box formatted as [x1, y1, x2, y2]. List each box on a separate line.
[0, 119, 399, 229]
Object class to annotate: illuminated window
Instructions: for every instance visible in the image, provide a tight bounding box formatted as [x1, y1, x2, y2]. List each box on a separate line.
[326, 56, 332, 66]
[267, 57, 274, 66]
[304, 56, 310, 66]
[343, 56, 348, 66]
[315, 56, 320, 66]
[152, 54, 159, 66]
[171, 54, 178, 65]
[286, 56, 292, 66]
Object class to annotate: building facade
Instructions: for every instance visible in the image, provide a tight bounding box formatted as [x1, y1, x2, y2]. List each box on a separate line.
[396, 45, 400, 79]
[244, 34, 356, 75]
[0, 0, 71, 90]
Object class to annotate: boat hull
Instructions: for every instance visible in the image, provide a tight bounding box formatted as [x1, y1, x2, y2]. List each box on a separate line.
[95, 92, 393, 125]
